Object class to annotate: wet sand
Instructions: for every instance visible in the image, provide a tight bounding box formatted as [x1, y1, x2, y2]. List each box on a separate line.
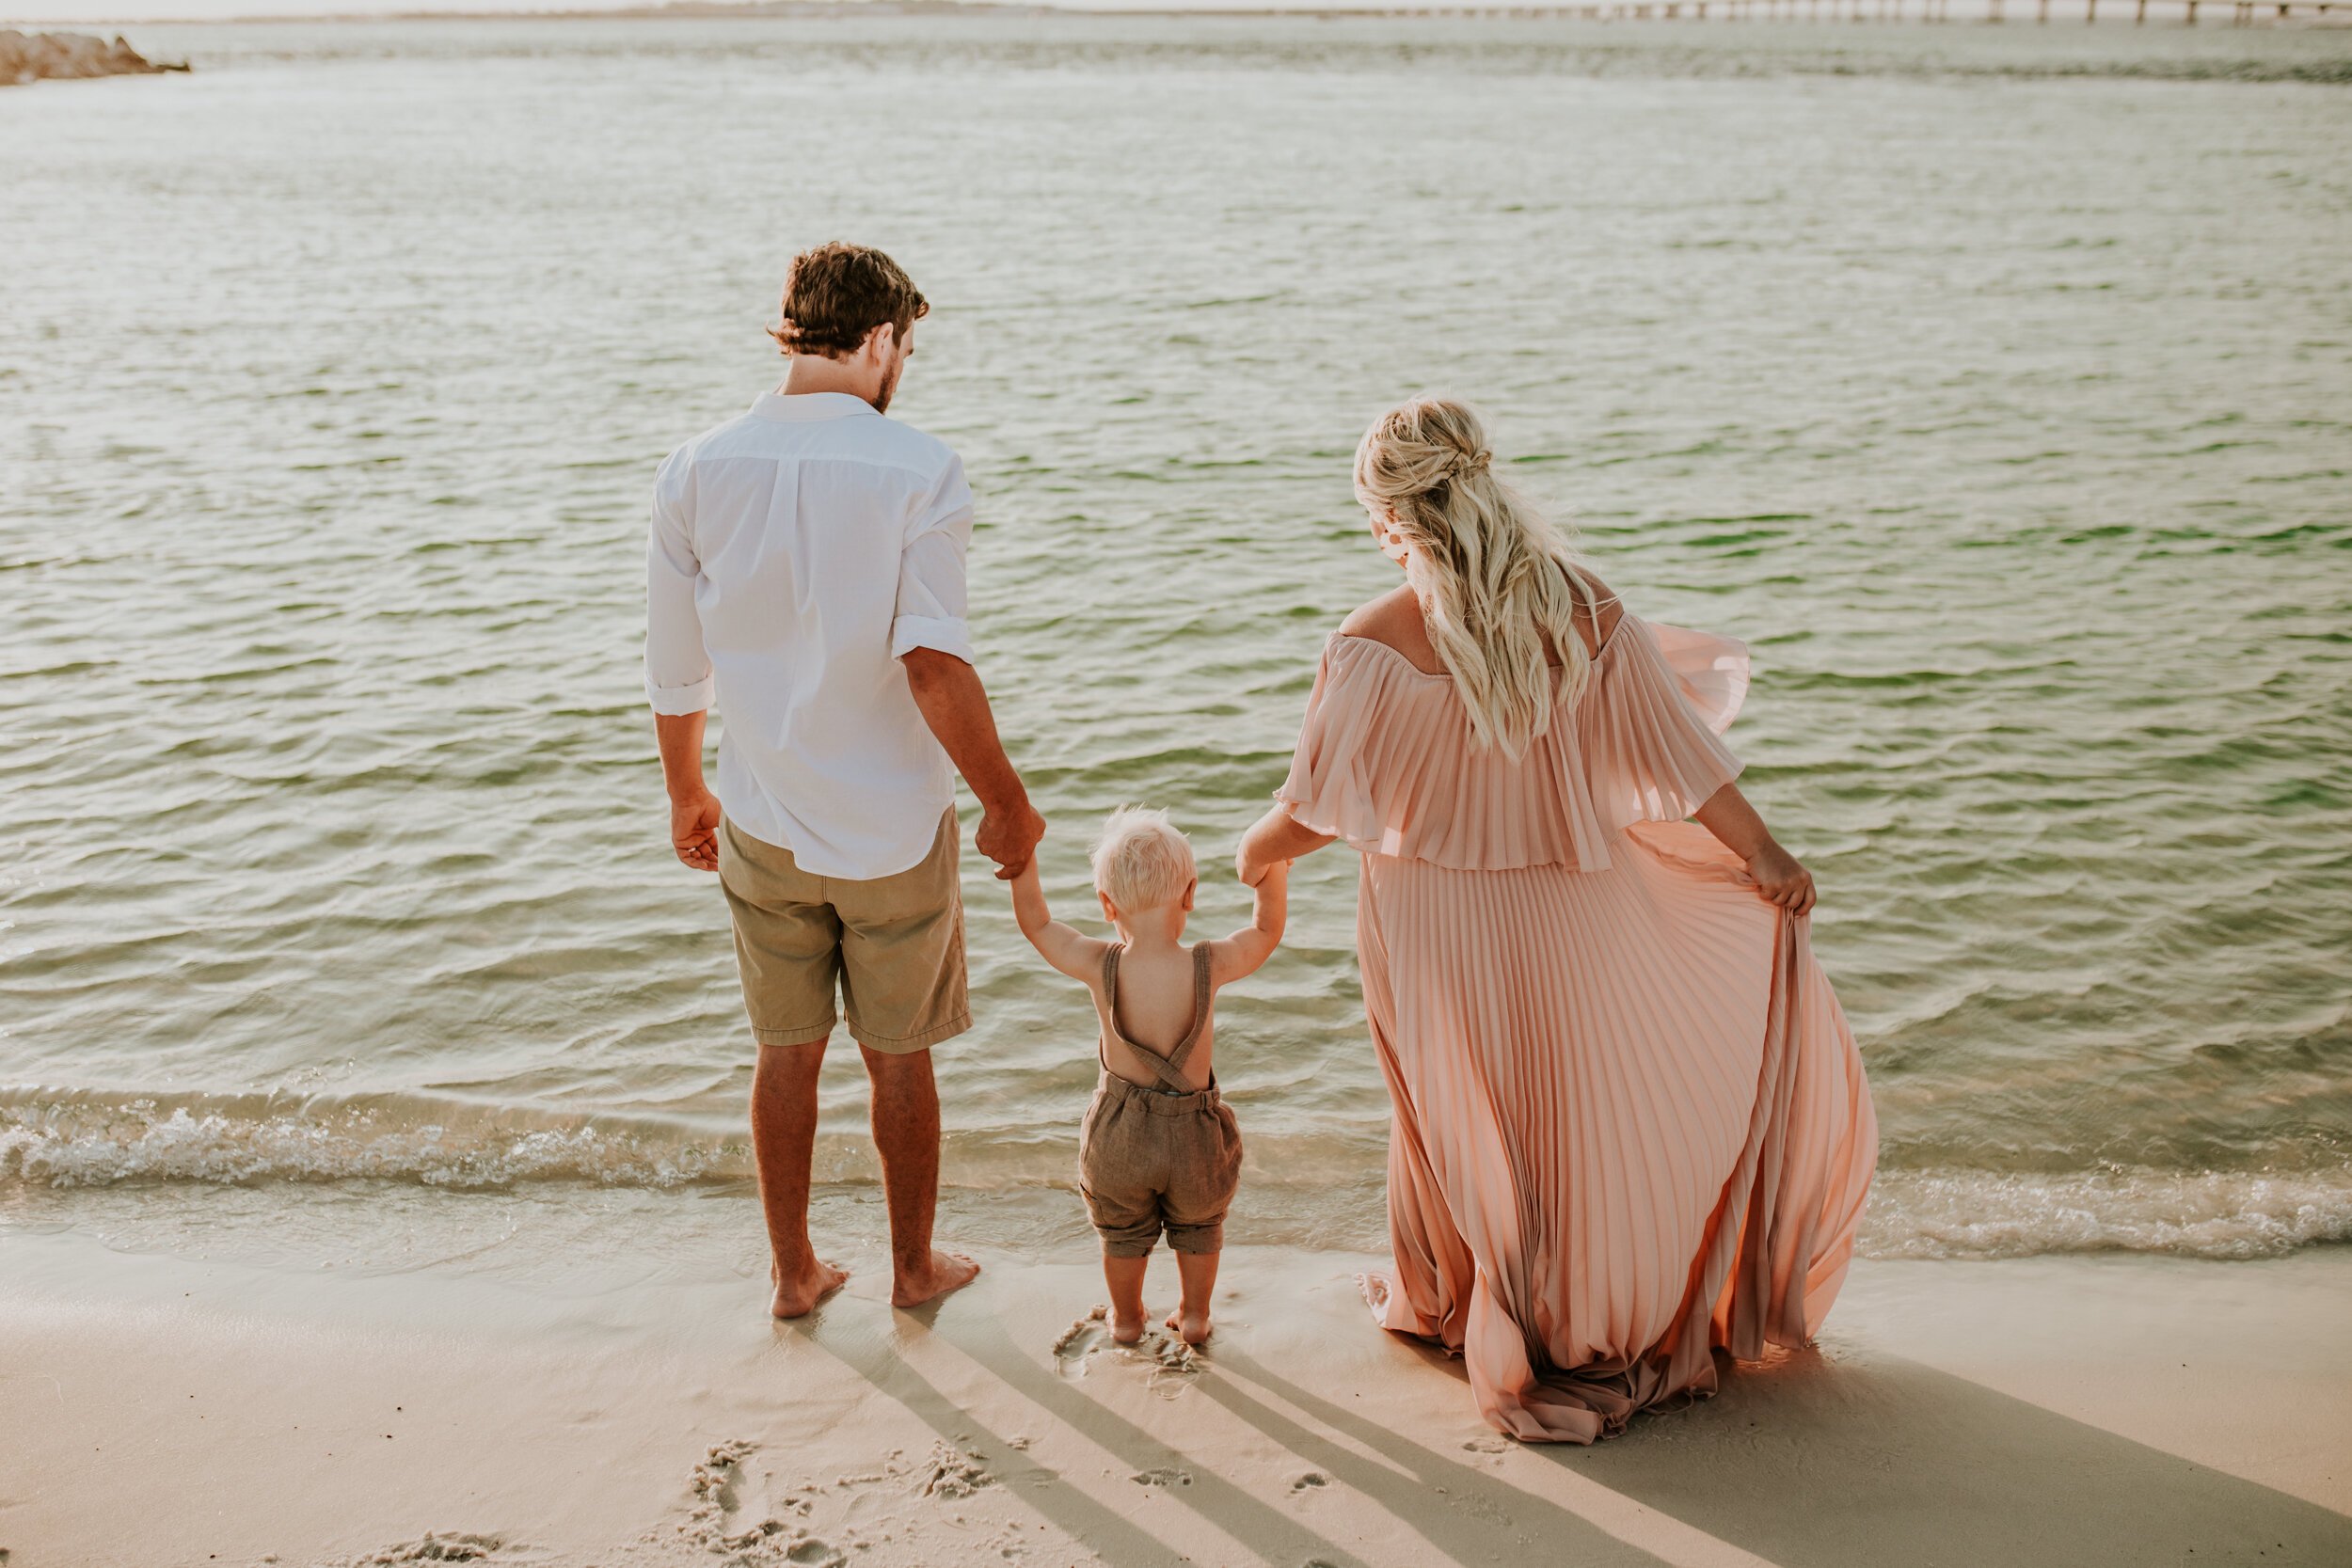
[3, 1227, 2346, 1566]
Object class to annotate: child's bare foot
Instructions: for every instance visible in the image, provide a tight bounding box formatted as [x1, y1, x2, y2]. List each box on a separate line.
[891, 1249, 980, 1308]
[1165, 1306, 1212, 1346]
[771, 1258, 849, 1319]
[1109, 1307, 1147, 1344]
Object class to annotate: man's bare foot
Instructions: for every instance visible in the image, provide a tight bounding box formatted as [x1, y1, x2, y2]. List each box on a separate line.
[891, 1249, 980, 1309]
[1165, 1306, 1212, 1346]
[771, 1258, 849, 1320]
[1109, 1308, 1147, 1344]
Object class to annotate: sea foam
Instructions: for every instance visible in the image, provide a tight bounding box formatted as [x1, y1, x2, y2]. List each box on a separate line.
[7, 1090, 2348, 1263]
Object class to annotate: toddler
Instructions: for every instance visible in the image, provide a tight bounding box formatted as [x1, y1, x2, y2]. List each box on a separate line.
[1009, 806, 1287, 1345]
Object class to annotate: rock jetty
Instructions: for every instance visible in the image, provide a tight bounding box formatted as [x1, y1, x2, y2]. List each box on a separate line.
[0, 31, 187, 87]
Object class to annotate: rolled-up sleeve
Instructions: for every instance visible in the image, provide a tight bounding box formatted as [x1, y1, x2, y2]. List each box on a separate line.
[645, 450, 716, 715]
[889, 452, 976, 665]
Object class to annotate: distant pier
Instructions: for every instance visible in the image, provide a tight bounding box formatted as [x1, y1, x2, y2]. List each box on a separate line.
[1347, 0, 2343, 23]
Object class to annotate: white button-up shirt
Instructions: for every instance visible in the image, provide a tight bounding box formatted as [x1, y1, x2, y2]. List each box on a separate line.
[645, 390, 975, 880]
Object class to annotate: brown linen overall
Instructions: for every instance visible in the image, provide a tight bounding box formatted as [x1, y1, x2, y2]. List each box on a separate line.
[1076, 943, 1244, 1259]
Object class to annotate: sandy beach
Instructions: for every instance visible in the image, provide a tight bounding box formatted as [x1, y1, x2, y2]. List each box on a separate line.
[5, 1214, 2346, 1567]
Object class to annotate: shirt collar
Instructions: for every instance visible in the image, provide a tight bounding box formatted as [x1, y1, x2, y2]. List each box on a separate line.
[751, 390, 881, 422]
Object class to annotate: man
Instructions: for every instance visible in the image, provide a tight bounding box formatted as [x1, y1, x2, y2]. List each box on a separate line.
[645, 243, 1044, 1317]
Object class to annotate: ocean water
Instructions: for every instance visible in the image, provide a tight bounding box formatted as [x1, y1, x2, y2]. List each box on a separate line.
[3, 15, 2349, 1267]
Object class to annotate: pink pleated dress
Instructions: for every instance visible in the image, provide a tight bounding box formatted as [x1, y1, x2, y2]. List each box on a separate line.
[1278, 612, 1878, 1443]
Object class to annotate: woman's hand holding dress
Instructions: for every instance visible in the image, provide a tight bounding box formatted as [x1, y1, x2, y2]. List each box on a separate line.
[1744, 841, 1818, 916]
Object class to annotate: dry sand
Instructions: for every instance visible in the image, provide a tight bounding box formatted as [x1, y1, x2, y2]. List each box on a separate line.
[3, 1222, 2347, 1567]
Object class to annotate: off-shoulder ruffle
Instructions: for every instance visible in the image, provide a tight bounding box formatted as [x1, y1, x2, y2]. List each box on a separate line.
[1274, 615, 1748, 873]
[1579, 617, 1747, 836]
[1644, 621, 1750, 737]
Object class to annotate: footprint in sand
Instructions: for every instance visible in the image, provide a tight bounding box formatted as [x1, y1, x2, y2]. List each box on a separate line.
[1051, 1307, 1107, 1377]
[1143, 1332, 1205, 1399]
[343, 1534, 504, 1564]
[1290, 1471, 1330, 1494]
[1460, 1433, 1511, 1454]
[1055, 1307, 1207, 1399]
[675, 1439, 834, 1561]
[1130, 1466, 1193, 1488]
[915, 1440, 996, 1500]
[692, 1439, 755, 1517]
[1149, 1335, 1199, 1371]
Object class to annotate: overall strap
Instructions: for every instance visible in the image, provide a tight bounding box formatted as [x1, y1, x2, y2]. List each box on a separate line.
[1096, 942, 1120, 1076]
[1157, 945, 1216, 1079]
[1101, 942, 1211, 1096]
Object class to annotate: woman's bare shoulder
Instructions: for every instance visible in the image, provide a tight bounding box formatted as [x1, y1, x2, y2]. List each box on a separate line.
[1327, 572, 1623, 667]
[1337, 586, 1441, 673]
[1337, 583, 1417, 639]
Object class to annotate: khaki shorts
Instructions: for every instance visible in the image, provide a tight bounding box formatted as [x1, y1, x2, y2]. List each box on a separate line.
[716, 810, 970, 1054]
[1078, 1071, 1243, 1258]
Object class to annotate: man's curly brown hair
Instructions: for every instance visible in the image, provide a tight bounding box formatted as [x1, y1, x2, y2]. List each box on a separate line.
[769, 243, 929, 360]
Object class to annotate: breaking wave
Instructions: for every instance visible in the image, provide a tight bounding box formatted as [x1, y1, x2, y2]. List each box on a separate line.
[8, 1088, 2348, 1261]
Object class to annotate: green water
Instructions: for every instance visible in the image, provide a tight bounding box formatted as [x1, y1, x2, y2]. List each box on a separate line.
[2, 15, 2348, 1259]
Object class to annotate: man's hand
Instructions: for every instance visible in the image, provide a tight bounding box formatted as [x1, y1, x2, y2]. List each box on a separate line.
[900, 648, 1042, 881]
[670, 785, 722, 872]
[977, 800, 1046, 881]
[654, 711, 720, 872]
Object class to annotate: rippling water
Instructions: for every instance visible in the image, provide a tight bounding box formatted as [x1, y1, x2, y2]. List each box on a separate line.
[4, 15, 2349, 1263]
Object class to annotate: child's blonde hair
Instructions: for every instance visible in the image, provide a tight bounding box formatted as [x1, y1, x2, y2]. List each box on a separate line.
[1090, 806, 1196, 914]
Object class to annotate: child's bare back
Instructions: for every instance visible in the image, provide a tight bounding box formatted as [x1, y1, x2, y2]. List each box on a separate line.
[1094, 932, 1218, 1092]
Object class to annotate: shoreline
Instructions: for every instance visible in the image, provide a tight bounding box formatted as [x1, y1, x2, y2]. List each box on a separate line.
[23, 4, 2352, 28]
[4, 1219, 2346, 1565]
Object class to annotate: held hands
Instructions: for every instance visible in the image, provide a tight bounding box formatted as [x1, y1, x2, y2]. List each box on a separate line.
[977, 799, 1048, 881]
[1745, 842, 1817, 917]
[670, 786, 722, 872]
[1235, 844, 1284, 889]
[1235, 803, 1334, 889]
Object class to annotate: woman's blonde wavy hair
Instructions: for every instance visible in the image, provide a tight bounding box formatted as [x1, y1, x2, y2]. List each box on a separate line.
[1354, 396, 1610, 758]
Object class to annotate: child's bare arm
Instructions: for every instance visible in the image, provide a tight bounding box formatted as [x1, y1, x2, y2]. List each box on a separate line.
[1208, 859, 1287, 986]
[1009, 861, 1110, 982]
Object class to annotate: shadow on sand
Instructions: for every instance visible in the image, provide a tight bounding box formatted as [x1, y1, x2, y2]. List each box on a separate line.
[1234, 1338, 2352, 1568]
[789, 1287, 2351, 1568]
[801, 1297, 1375, 1568]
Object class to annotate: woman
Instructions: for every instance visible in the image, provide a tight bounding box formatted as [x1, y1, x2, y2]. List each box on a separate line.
[1237, 397, 1877, 1443]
